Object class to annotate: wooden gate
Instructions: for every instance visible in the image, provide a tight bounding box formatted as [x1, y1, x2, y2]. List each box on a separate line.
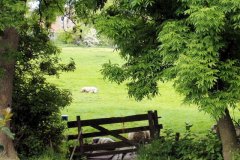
[67, 110, 162, 159]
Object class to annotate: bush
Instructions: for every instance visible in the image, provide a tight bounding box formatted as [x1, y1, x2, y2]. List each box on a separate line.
[56, 25, 113, 47]
[95, 33, 114, 47]
[28, 148, 66, 160]
[12, 74, 72, 158]
[11, 23, 74, 158]
[57, 31, 75, 44]
[138, 125, 223, 160]
[82, 28, 99, 46]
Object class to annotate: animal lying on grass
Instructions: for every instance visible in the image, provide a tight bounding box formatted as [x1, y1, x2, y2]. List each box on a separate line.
[81, 86, 98, 93]
[89, 131, 150, 159]
[128, 131, 150, 143]
[91, 137, 136, 160]
[92, 137, 114, 144]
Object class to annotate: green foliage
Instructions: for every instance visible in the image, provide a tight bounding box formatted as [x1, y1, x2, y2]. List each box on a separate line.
[0, 0, 26, 30]
[73, 0, 107, 23]
[56, 25, 112, 47]
[95, 0, 180, 100]
[232, 149, 240, 160]
[10, 17, 74, 158]
[49, 47, 214, 135]
[27, 148, 66, 160]
[0, 0, 109, 158]
[0, 108, 14, 140]
[58, 31, 76, 44]
[1, 127, 14, 140]
[138, 126, 223, 160]
[98, 34, 114, 46]
[158, 0, 240, 117]
[95, 0, 240, 118]
[0, 108, 14, 154]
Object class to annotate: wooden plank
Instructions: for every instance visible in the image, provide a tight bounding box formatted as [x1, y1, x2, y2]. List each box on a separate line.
[67, 111, 163, 159]
[68, 125, 152, 140]
[85, 148, 138, 157]
[69, 116, 83, 160]
[83, 140, 147, 151]
[84, 126, 150, 138]
[91, 124, 136, 146]
[175, 132, 180, 141]
[148, 111, 155, 139]
[68, 113, 148, 128]
[153, 110, 160, 137]
[69, 140, 147, 152]
[77, 116, 84, 157]
[84, 142, 131, 151]
[72, 148, 137, 159]
[68, 124, 163, 140]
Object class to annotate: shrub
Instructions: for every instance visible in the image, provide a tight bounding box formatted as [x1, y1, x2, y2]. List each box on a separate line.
[28, 148, 66, 160]
[57, 31, 76, 44]
[138, 125, 223, 160]
[12, 75, 72, 158]
[98, 34, 114, 47]
[56, 25, 113, 47]
[82, 28, 99, 47]
[11, 23, 74, 158]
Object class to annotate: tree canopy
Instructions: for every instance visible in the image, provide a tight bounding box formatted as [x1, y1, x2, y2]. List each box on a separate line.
[97, 0, 240, 118]
[95, 0, 240, 159]
[0, 0, 108, 158]
[1, 0, 240, 159]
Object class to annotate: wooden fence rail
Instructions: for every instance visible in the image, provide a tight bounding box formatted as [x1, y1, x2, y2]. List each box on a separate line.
[67, 110, 162, 160]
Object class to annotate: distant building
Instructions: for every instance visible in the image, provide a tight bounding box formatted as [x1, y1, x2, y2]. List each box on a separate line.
[51, 16, 75, 33]
[28, 1, 75, 38]
[50, 16, 75, 40]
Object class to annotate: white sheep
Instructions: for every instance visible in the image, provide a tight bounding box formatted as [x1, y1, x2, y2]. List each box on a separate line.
[91, 137, 136, 160]
[81, 86, 98, 93]
[128, 131, 150, 143]
[92, 137, 114, 144]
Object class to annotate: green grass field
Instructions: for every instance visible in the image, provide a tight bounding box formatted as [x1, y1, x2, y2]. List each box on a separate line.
[48, 47, 216, 134]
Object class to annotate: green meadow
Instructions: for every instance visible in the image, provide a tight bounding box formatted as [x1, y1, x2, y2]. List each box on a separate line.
[48, 47, 216, 134]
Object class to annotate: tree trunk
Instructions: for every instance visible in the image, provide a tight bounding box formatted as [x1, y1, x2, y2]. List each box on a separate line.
[217, 108, 238, 160]
[0, 28, 19, 159]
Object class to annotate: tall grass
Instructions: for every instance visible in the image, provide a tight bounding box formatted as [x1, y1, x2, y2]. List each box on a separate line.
[28, 149, 65, 160]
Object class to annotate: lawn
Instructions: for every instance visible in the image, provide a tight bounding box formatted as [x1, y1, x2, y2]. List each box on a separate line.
[48, 47, 215, 134]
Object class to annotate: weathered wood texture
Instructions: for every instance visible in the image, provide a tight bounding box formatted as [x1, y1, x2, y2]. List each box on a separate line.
[67, 114, 151, 128]
[68, 125, 163, 140]
[67, 110, 162, 159]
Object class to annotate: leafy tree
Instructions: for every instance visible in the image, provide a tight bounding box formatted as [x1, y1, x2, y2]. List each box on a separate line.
[0, 0, 71, 159]
[95, 0, 240, 159]
[0, 0, 107, 159]
[11, 22, 74, 158]
[0, 1, 25, 158]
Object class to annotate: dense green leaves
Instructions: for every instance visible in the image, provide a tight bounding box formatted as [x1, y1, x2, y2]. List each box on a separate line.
[0, 0, 26, 30]
[0, 0, 78, 157]
[11, 17, 74, 158]
[73, 0, 107, 23]
[159, 0, 240, 117]
[138, 127, 223, 160]
[96, 0, 240, 118]
[0, 0, 115, 158]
